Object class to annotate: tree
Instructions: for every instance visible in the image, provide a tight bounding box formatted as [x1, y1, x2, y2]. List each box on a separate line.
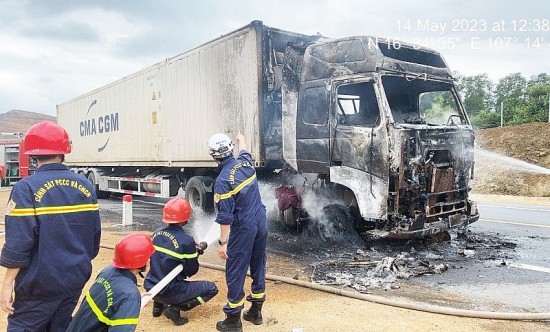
[469, 109, 500, 129]
[495, 73, 528, 125]
[521, 83, 550, 123]
[456, 73, 495, 117]
[453, 71, 548, 128]
[528, 73, 550, 86]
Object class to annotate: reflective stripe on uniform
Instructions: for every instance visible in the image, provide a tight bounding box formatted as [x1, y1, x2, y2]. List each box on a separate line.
[85, 292, 138, 326]
[7, 203, 99, 217]
[197, 296, 205, 304]
[218, 173, 256, 201]
[227, 297, 245, 309]
[250, 291, 265, 299]
[153, 245, 198, 259]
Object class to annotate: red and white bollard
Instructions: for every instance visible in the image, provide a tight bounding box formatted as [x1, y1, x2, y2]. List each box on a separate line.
[122, 195, 133, 226]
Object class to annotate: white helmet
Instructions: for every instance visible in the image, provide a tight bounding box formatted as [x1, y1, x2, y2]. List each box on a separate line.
[208, 133, 234, 158]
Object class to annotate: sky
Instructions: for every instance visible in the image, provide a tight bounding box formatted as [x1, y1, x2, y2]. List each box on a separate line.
[1, 0, 548, 116]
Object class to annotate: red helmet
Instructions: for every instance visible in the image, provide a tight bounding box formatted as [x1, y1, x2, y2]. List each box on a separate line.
[163, 197, 192, 224]
[112, 233, 155, 269]
[24, 121, 72, 155]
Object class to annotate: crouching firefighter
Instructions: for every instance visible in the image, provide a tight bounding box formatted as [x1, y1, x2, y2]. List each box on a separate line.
[144, 197, 219, 326]
[208, 132, 268, 332]
[67, 233, 155, 332]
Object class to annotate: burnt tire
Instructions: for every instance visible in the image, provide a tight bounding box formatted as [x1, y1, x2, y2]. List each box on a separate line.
[185, 176, 214, 213]
[88, 172, 110, 199]
[317, 204, 355, 242]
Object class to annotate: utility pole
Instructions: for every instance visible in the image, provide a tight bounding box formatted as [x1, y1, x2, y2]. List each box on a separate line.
[548, 94, 550, 123]
[500, 101, 504, 127]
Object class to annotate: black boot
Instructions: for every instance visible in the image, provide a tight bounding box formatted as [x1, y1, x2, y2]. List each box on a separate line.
[152, 301, 165, 317]
[174, 298, 202, 312]
[243, 302, 263, 325]
[163, 306, 189, 326]
[216, 312, 242, 332]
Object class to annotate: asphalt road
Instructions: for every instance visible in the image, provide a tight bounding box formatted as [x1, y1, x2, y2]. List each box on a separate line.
[99, 194, 550, 313]
[478, 202, 550, 269]
[411, 200, 550, 313]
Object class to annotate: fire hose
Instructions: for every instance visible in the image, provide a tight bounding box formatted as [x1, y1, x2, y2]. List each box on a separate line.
[140, 264, 183, 310]
[99, 243, 550, 321]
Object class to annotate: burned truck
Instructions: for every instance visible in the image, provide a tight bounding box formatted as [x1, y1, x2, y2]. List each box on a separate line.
[57, 20, 478, 241]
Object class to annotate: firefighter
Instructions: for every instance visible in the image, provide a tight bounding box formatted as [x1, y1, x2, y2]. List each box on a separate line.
[144, 197, 219, 326]
[0, 121, 101, 332]
[208, 132, 267, 332]
[67, 233, 155, 331]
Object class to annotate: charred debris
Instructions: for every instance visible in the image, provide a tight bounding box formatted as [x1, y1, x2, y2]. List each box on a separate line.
[268, 225, 517, 292]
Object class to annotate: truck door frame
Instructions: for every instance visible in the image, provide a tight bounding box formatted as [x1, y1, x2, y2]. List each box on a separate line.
[329, 77, 390, 220]
[295, 80, 331, 174]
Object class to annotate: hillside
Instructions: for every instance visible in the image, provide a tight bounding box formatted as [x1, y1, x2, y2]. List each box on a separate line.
[472, 122, 550, 197]
[475, 122, 550, 169]
[0, 110, 56, 137]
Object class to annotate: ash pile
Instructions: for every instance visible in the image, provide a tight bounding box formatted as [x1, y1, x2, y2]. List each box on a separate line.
[302, 230, 517, 292]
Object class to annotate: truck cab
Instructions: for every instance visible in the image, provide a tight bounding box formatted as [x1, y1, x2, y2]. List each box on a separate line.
[281, 36, 478, 239]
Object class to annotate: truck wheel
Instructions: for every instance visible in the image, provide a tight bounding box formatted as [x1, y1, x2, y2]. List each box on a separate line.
[88, 172, 111, 199]
[185, 176, 214, 213]
[317, 204, 354, 241]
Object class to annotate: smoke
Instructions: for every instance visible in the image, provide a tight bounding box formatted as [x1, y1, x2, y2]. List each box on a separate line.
[258, 181, 280, 221]
[296, 175, 352, 241]
[260, 173, 354, 242]
[187, 174, 358, 245]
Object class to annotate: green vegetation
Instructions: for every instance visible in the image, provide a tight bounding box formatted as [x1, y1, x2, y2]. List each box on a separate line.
[454, 72, 550, 129]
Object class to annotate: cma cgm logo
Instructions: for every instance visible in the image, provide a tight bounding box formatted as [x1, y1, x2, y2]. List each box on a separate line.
[80, 99, 119, 152]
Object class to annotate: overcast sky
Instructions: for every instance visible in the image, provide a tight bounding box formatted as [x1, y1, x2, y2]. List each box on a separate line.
[1, 0, 548, 116]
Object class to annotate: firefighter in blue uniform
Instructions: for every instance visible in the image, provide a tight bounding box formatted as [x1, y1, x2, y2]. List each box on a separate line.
[208, 132, 267, 332]
[145, 197, 218, 326]
[0, 121, 102, 332]
[67, 233, 155, 332]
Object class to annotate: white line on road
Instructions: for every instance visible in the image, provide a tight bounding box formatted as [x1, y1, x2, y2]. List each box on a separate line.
[132, 200, 165, 206]
[102, 198, 166, 206]
[477, 204, 550, 213]
[478, 218, 550, 228]
[508, 263, 550, 274]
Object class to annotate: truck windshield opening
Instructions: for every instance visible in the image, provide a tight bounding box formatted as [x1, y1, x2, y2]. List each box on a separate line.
[382, 76, 464, 126]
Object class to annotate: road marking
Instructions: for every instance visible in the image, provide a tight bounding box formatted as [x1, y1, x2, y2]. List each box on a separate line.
[508, 263, 550, 274]
[477, 204, 550, 213]
[478, 218, 550, 228]
[132, 199, 165, 206]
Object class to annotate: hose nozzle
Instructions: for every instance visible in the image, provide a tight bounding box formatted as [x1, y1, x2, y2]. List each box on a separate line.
[196, 241, 208, 255]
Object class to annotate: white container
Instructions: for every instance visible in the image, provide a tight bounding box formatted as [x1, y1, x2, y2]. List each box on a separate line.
[57, 25, 262, 168]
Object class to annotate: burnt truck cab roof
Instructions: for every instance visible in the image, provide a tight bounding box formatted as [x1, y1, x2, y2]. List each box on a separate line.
[298, 36, 472, 131]
[301, 36, 453, 83]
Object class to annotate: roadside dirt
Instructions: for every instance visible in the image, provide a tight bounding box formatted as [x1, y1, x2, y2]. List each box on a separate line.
[476, 123, 550, 169]
[472, 122, 550, 197]
[0, 189, 549, 331]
